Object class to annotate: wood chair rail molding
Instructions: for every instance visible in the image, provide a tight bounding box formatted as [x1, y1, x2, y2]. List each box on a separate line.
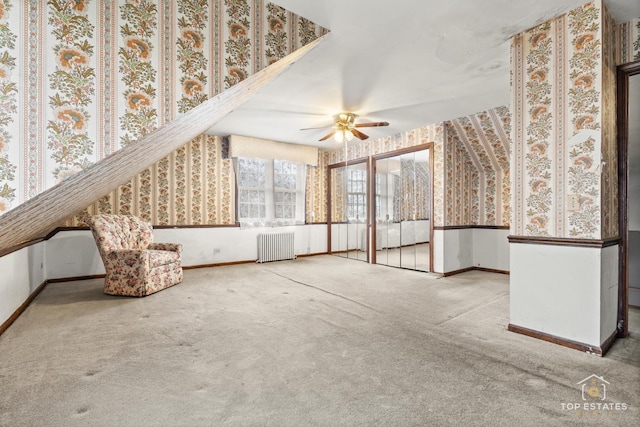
[508, 235, 620, 248]
[0, 36, 324, 253]
[433, 225, 509, 230]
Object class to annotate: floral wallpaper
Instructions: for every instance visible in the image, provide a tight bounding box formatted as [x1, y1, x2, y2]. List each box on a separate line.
[47, 0, 96, 182]
[306, 151, 328, 223]
[615, 17, 640, 65]
[0, 0, 326, 222]
[511, 0, 616, 239]
[224, 0, 250, 89]
[444, 122, 480, 226]
[265, 3, 287, 65]
[66, 134, 236, 225]
[447, 106, 510, 226]
[601, 5, 618, 239]
[326, 106, 511, 228]
[177, 1, 208, 114]
[329, 166, 346, 223]
[327, 126, 438, 165]
[432, 124, 445, 226]
[0, 0, 17, 212]
[119, 0, 158, 147]
[393, 160, 430, 221]
[5, 0, 627, 233]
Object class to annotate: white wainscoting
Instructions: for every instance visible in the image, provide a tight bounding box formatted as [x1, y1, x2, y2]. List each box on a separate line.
[45, 224, 329, 279]
[2, 224, 514, 327]
[432, 228, 509, 274]
[0, 242, 46, 326]
[510, 242, 618, 348]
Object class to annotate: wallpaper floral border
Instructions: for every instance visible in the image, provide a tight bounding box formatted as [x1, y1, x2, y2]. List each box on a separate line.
[177, 0, 208, 113]
[523, 21, 554, 236]
[224, 0, 250, 89]
[119, 0, 158, 147]
[47, 0, 96, 182]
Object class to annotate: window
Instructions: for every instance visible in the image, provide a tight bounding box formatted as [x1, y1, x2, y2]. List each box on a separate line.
[237, 158, 267, 220]
[236, 158, 306, 225]
[346, 169, 367, 221]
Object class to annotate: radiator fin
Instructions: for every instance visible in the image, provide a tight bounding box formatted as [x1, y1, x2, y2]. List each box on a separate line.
[257, 232, 296, 263]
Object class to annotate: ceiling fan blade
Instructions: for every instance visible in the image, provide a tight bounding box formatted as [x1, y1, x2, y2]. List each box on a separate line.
[354, 121, 389, 128]
[319, 130, 336, 141]
[300, 125, 333, 131]
[350, 128, 369, 140]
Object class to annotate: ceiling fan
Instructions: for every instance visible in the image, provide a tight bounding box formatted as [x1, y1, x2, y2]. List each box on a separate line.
[301, 112, 389, 143]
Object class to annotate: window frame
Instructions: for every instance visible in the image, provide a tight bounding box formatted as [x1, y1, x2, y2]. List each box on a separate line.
[236, 157, 306, 225]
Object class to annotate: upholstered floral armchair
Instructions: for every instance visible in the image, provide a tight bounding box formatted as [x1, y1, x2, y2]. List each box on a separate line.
[86, 214, 183, 297]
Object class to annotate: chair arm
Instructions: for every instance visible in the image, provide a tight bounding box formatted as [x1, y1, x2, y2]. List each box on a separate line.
[104, 249, 149, 271]
[148, 243, 183, 256]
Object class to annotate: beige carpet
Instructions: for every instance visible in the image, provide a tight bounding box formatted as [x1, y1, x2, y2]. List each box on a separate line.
[0, 255, 638, 426]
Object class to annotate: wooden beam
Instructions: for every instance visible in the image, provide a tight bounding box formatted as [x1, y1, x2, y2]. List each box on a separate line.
[0, 36, 324, 252]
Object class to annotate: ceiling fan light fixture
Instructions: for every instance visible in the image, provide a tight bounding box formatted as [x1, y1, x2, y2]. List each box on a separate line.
[345, 129, 354, 141]
[334, 128, 353, 143]
[334, 112, 356, 126]
[302, 111, 389, 142]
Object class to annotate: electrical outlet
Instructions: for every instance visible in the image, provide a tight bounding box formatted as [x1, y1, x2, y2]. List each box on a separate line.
[213, 248, 221, 255]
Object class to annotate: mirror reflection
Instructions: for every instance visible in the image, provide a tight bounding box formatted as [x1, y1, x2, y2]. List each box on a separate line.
[374, 149, 430, 272]
[329, 161, 368, 262]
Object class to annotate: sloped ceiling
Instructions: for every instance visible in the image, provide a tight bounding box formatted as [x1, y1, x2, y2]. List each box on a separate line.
[0, 40, 322, 252]
[205, 0, 640, 149]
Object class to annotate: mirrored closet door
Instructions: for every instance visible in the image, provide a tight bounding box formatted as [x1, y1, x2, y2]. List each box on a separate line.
[373, 146, 431, 272]
[328, 159, 369, 262]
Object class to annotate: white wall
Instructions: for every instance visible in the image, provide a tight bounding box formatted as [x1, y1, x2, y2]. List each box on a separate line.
[45, 224, 328, 278]
[155, 224, 327, 265]
[510, 242, 617, 348]
[473, 229, 510, 271]
[432, 228, 509, 274]
[46, 230, 104, 279]
[0, 242, 46, 325]
[442, 228, 474, 273]
[2, 223, 512, 326]
[432, 229, 445, 273]
[0, 225, 328, 327]
[600, 245, 619, 343]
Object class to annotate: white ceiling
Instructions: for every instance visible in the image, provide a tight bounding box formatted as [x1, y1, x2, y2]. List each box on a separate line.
[205, 0, 640, 150]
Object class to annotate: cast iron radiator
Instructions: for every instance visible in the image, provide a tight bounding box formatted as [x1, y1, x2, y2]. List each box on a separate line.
[257, 232, 296, 263]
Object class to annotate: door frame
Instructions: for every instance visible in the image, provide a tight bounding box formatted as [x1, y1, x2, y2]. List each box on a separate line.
[617, 60, 640, 338]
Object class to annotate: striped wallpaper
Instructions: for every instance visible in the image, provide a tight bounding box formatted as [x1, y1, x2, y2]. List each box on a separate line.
[0, 0, 327, 224]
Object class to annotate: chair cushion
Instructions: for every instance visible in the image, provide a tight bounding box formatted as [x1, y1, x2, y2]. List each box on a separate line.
[147, 250, 180, 268]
